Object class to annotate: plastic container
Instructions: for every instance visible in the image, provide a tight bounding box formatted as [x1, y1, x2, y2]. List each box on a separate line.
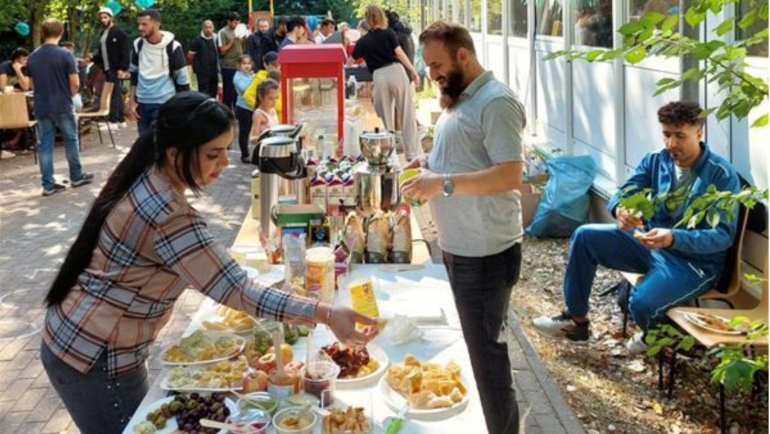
[305, 246, 335, 303]
[237, 392, 279, 415]
[273, 407, 317, 434]
[304, 361, 340, 406]
[225, 408, 271, 434]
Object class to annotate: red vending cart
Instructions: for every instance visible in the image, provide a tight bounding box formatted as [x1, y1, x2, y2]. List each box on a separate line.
[277, 44, 347, 147]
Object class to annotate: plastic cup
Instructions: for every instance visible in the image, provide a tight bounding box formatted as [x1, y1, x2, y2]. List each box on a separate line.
[304, 361, 340, 406]
[398, 168, 424, 207]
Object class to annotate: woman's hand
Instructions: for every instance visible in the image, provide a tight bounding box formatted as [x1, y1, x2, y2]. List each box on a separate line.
[319, 304, 379, 348]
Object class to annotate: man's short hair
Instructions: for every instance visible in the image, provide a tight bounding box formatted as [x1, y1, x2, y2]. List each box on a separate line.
[321, 18, 336, 29]
[657, 101, 705, 127]
[275, 17, 287, 27]
[419, 21, 476, 56]
[228, 12, 241, 22]
[41, 19, 65, 40]
[59, 41, 75, 50]
[286, 17, 303, 33]
[263, 51, 278, 65]
[11, 48, 29, 62]
[137, 9, 161, 22]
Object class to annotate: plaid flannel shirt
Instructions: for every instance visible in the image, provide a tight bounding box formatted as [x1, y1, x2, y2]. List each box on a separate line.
[43, 168, 318, 377]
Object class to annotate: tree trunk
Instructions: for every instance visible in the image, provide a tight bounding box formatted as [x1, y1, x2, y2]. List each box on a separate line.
[67, 3, 80, 47]
[30, 0, 45, 48]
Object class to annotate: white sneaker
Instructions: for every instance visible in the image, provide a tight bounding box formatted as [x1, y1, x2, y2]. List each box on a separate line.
[0, 150, 16, 159]
[118, 122, 128, 129]
[626, 331, 648, 355]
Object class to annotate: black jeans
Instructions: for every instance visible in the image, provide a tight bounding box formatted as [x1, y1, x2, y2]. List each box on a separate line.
[197, 74, 219, 99]
[41, 342, 149, 434]
[235, 106, 254, 160]
[221, 68, 237, 108]
[104, 70, 125, 123]
[443, 243, 521, 434]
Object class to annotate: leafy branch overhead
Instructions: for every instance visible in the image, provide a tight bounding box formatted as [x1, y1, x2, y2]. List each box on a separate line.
[546, 0, 769, 127]
[618, 185, 768, 229]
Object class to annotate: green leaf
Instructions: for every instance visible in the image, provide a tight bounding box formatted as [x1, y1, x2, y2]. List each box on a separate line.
[586, 50, 605, 62]
[661, 14, 679, 33]
[685, 7, 707, 27]
[619, 21, 644, 36]
[751, 114, 769, 128]
[640, 12, 667, 28]
[707, 209, 721, 228]
[738, 8, 758, 30]
[624, 46, 648, 64]
[715, 18, 735, 36]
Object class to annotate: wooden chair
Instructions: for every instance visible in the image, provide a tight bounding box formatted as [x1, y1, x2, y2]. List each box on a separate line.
[78, 81, 115, 147]
[0, 93, 39, 164]
[619, 203, 750, 335]
[666, 269, 768, 434]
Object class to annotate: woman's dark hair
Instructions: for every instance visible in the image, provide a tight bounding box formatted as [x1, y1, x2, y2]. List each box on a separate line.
[11, 48, 29, 62]
[45, 92, 234, 307]
[657, 101, 705, 127]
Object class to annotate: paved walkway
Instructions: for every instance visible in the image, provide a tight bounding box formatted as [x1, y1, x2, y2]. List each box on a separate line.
[0, 121, 584, 434]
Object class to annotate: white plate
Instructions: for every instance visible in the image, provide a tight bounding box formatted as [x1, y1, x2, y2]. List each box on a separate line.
[161, 334, 245, 366]
[335, 344, 389, 388]
[378, 372, 470, 421]
[684, 312, 746, 335]
[128, 396, 238, 434]
[197, 309, 259, 335]
[160, 365, 247, 393]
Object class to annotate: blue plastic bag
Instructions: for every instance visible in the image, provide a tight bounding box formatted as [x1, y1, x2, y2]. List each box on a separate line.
[526, 155, 597, 238]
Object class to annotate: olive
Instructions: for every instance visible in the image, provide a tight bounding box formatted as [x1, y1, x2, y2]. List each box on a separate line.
[190, 392, 200, 400]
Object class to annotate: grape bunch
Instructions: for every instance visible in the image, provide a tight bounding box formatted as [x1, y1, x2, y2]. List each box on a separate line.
[173, 392, 231, 434]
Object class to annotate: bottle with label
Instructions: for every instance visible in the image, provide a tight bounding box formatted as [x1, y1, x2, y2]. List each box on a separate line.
[349, 278, 379, 331]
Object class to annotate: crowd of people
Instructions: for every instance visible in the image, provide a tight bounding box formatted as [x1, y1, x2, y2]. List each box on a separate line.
[0, 6, 746, 434]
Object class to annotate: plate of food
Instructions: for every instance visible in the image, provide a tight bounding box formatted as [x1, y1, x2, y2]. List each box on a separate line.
[320, 342, 388, 387]
[199, 304, 259, 334]
[161, 330, 245, 366]
[379, 354, 469, 420]
[129, 393, 237, 434]
[161, 356, 249, 392]
[683, 312, 748, 335]
[321, 406, 371, 434]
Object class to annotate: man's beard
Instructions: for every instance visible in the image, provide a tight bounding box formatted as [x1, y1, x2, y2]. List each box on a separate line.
[101, 19, 112, 28]
[439, 64, 465, 109]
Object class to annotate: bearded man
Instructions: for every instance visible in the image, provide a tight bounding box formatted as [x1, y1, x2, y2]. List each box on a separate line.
[400, 21, 527, 434]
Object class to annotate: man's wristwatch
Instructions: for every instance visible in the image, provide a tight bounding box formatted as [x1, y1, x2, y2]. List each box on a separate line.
[442, 173, 454, 197]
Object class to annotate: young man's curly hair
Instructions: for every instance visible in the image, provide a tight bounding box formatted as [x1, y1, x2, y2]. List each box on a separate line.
[657, 101, 705, 127]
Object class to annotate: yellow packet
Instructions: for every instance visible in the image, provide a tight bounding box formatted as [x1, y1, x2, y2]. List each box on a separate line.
[349, 279, 379, 330]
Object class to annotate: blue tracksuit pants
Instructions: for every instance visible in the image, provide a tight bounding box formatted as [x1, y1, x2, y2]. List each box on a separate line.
[564, 224, 719, 330]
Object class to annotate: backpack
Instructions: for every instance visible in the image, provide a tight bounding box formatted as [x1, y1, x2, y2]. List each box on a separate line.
[135, 38, 184, 92]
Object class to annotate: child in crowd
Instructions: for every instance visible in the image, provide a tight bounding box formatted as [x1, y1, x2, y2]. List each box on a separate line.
[249, 78, 280, 152]
[243, 52, 283, 122]
[233, 54, 255, 163]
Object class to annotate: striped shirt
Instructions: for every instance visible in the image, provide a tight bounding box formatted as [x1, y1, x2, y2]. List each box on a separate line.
[43, 168, 318, 377]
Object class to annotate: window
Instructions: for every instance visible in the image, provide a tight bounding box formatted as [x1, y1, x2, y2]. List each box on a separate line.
[573, 0, 613, 47]
[458, 0, 466, 26]
[488, 0, 503, 35]
[470, 0, 482, 32]
[628, 0, 679, 33]
[738, 0, 768, 57]
[536, 0, 563, 37]
[509, 0, 528, 38]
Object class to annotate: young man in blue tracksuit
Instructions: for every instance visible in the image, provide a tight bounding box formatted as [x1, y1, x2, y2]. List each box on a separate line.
[128, 9, 190, 137]
[533, 101, 741, 353]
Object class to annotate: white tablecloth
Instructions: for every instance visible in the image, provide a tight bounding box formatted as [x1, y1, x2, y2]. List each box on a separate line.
[122, 264, 485, 434]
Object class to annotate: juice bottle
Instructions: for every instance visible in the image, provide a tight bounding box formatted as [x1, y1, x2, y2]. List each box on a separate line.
[348, 278, 379, 331]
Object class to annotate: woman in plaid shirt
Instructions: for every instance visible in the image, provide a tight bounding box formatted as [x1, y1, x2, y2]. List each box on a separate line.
[40, 92, 377, 434]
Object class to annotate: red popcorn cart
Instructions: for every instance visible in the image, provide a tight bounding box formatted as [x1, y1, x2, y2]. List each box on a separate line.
[277, 45, 347, 150]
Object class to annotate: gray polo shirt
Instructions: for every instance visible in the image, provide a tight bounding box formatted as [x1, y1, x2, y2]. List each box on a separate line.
[427, 71, 526, 257]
